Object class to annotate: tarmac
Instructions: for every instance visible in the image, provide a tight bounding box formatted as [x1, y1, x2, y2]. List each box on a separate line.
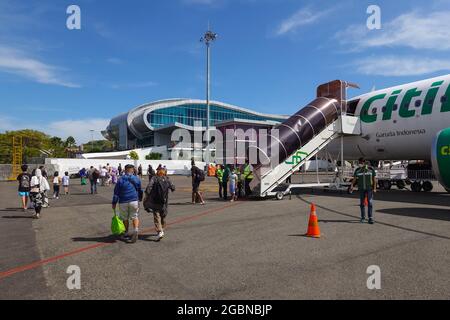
[1, 175, 450, 300]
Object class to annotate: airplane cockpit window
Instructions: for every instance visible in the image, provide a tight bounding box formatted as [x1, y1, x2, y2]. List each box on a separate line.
[346, 99, 360, 115]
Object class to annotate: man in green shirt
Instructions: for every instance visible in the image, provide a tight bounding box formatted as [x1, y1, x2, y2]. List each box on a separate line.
[350, 158, 377, 224]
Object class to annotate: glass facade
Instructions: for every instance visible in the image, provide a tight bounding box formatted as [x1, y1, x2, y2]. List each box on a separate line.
[147, 104, 281, 128]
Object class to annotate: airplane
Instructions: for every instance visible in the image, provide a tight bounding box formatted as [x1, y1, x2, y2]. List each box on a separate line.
[249, 74, 450, 197]
[327, 74, 450, 192]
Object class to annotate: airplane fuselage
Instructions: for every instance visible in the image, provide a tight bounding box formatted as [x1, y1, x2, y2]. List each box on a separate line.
[328, 75, 450, 161]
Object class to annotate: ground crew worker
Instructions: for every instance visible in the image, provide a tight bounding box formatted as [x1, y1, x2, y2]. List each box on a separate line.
[350, 158, 377, 224]
[216, 164, 224, 199]
[243, 160, 254, 197]
[222, 165, 231, 201]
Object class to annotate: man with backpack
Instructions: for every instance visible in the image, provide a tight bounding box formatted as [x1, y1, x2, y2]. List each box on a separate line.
[143, 168, 175, 240]
[88, 166, 100, 194]
[112, 164, 143, 244]
[191, 160, 205, 205]
[17, 165, 32, 212]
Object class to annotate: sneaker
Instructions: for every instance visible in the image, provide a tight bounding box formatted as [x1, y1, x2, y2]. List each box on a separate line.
[368, 219, 375, 225]
[360, 218, 366, 223]
[35, 213, 40, 219]
[119, 233, 130, 241]
[158, 231, 165, 240]
[128, 231, 138, 244]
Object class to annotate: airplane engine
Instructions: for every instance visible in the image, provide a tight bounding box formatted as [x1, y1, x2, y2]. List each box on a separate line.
[431, 128, 450, 192]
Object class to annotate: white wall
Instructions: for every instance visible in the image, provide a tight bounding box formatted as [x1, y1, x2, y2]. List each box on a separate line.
[45, 158, 206, 176]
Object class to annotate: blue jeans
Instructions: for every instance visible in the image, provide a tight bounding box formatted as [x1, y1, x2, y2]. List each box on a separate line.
[90, 179, 97, 194]
[359, 190, 373, 219]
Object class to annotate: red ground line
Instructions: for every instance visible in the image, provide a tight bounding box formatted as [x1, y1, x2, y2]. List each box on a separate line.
[0, 201, 241, 281]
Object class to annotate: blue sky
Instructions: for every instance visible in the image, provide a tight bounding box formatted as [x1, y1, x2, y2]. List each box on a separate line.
[1, 0, 450, 143]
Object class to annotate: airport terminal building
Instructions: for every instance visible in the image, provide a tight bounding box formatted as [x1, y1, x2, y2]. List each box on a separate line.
[103, 99, 288, 153]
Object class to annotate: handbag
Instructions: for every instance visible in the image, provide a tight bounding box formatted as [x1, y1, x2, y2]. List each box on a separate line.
[111, 209, 126, 235]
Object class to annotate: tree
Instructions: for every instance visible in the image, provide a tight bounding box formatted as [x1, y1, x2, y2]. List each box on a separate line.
[145, 152, 162, 160]
[65, 136, 76, 148]
[129, 151, 139, 160]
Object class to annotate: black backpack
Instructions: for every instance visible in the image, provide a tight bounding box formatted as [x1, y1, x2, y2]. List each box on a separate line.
[196, 169, 205, 182]
[150, 178, 169, 205]
[20, 174, 30, 189]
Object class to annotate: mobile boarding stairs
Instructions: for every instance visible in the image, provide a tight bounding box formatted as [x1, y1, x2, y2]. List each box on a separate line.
[249, 80, 362, 200]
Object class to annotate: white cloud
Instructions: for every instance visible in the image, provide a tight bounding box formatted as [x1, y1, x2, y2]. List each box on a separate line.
[275, 7, 332, 36]
[354, 56, 450, 77]
[0, 115, 109, 144]
[0, 46, 80, 88]
[110, 81, 158, 89]
[336, 11, 450, 51]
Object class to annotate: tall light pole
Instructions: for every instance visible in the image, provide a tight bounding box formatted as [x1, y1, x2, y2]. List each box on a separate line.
[90, 129, 94, 153]
[201, 28, 217, 163]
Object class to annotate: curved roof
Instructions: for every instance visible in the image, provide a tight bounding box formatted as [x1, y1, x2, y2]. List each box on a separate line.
[125, 99, 288, 139]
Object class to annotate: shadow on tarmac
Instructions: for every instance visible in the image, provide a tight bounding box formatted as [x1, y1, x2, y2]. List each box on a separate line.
[296, 195, 450, 241]
[291, 187, 450, 208]
[378, 207, 450, 222]
[72, 235, 117, 243]
[2, 215, 34, 219]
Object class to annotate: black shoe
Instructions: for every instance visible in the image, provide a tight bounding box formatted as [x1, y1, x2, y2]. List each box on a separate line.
[119, 234, 130, 241]
[368, 219, 374, 225]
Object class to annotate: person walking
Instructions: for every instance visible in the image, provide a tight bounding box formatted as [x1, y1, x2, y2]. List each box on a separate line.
[243, 160, 254, 197]
[191, 160, 205, 205]
[112, 164, 143, 244]
[30, 169, 50, 219]
[118, 163, 123, 176]
[143, 168, 175, 240]
[147, 164, 155, 180]
[88, 166, 99, 194]
[79, 168, 87, 185]
[350, 158, 377, 224]
[17, 165, 32, 212]
[100, 166, 108, 186]
[138, 164, 143, 179]
[62, 172, 70, 195]
[222, 165, 231, 201]
[215, 164, 224, 199]
[52, 172, 62, 199]
[229, 168, 238, 202]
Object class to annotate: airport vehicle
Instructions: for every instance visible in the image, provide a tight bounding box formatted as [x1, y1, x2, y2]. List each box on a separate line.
[250, 75, 450, 198]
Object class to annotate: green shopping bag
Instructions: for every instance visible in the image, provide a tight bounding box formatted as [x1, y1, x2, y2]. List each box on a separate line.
[111, 209, 125, 235]
[81, 177, 87, 185]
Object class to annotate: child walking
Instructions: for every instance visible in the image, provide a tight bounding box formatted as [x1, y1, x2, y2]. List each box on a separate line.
[62, 172, 70, 195]
[53, 172, 62, 199]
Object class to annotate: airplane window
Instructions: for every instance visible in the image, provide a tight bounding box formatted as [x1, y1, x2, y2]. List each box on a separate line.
[372, 108, 377, 114]
[415, 100, 421, 107]
[382, 107, 386, 113]
[393, 104, 398, 111]
[441, 96, 448, 103]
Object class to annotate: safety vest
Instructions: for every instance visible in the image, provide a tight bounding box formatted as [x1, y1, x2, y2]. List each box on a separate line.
[216, 168, 224, 182]
[244, 165, 253, 180]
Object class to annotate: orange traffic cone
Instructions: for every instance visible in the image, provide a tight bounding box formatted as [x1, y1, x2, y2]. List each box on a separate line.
[305, 203, 321, 238]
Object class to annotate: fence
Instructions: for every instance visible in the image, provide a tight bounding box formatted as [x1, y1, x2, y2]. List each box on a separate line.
[0, 164, 57, 181]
